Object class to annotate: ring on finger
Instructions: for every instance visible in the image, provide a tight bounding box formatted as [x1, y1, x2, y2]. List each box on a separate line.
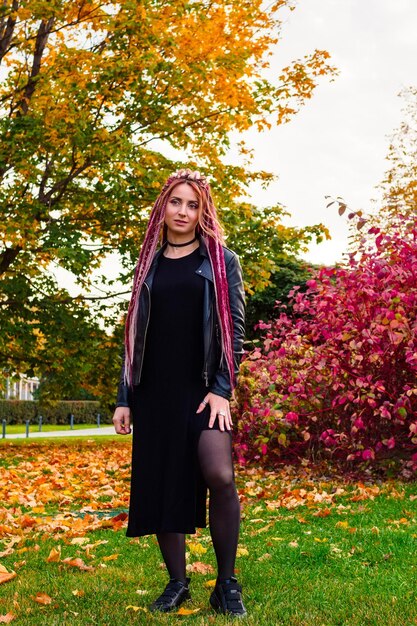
[218, 411, 226, 417]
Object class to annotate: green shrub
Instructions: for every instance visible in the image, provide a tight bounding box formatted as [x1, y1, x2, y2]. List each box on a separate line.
[0, 400, 111, 425]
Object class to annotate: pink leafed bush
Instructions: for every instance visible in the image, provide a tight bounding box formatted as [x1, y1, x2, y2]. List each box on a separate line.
[233, 217, 417, 477]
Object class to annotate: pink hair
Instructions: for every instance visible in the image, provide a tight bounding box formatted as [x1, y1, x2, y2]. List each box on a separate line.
[124, 172, 235, 390]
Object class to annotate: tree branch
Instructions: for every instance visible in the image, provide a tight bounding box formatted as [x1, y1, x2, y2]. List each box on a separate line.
[17, 16, 55, 115]
[0, 0, 18, 66]
[0, 245, 22, 276]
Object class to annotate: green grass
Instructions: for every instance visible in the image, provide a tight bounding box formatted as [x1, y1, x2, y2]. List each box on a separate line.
[2, 423, 107, 434]
[0, 441, 416, 625]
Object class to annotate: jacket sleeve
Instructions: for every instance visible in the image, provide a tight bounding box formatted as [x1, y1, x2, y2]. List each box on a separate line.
[208, 251, 246, 400]
[115, 346, 130, 408]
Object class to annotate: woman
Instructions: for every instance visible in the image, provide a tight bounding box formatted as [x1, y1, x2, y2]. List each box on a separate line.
[113, 168, 246, 618]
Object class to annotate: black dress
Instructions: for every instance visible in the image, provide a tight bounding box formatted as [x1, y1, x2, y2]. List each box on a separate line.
[127, 247, 217, 537]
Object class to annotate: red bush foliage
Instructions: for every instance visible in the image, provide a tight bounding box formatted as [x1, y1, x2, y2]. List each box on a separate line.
[234, 218, 417, 477]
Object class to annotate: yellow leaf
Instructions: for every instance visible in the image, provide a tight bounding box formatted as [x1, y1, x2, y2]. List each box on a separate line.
[188, 543, 207, 556]
[72, 589, 85, 597]
[46, 546, 61, 562]
[236, 547, 249, 557]
[126, 605, 148, 613]
[335, 521, 349, 529]
[102, 554, 119, 561]
[203, 579, 217, 588]
[176, 607, 200, 615]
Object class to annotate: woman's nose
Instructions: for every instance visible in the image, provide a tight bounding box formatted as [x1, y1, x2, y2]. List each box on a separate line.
[178, 203, 187, 215]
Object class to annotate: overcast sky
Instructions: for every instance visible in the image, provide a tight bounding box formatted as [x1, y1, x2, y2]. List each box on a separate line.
[239, 0, 416, 265]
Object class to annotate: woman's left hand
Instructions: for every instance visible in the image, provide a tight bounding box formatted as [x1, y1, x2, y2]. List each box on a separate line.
[196, 392, 232, 432]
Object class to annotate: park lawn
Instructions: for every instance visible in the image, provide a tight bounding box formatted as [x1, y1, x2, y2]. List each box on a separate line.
[3, 423, 106, 435]
[0, 440, 416, 625]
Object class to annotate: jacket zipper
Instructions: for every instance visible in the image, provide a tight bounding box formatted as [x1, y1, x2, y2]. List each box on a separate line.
[202, 310, 214, 387]
[137, 282, 151, 384]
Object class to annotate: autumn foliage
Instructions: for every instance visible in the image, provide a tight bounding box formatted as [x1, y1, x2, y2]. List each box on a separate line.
[0, 0, 336, 401]
[234, 215, 417, 477]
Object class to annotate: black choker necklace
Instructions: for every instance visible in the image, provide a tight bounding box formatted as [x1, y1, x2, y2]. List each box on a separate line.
[166, 236, 197, 248]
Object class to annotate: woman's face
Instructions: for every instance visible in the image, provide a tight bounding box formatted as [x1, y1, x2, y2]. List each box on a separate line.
[164, 183, 200, 241]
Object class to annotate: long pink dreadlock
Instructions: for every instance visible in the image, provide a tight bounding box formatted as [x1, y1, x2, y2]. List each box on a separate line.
[124, 170, 235, 390]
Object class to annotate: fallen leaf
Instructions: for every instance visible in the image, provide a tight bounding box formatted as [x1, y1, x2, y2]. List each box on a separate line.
[13, 560, 26, 569]
[236, 547, 249, 557]
[186, 561, 214, 574]
[102, 554, 119, 562]
[126, 605, 147, 613]
[314, 538, 328, 543]
[335, 521, 349, 529]
[70, 537, 90, 546]
[257, 553, 272, 561]
[203, 579, 217, 588]
[135, 589, 149, 595]
[0, 613, 15, 623]
[176, 607, 200, 615]
[288, 541, 299, 548]
[62, 557, 94, 572]
[46, 546, 61, 562]
[33, 592, 52, 605]
[188, 542, 207, 556]
[72, 589, 85, 597]
[0, 566, 16, 585]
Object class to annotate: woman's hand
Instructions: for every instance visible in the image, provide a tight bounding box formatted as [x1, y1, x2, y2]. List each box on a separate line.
[112, 406, 132, 435]
[196, 392, 232, 432]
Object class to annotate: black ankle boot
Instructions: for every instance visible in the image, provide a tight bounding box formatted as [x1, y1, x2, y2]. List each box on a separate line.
[149, 577, 191, 613]
[210, 576, 247, 618]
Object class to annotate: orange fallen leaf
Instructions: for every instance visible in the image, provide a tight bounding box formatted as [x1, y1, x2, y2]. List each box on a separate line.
[62, 557, 94, 572]
[176, 607, 200, 615]
[186, 561, 214, 574]
[203, 579, 217, 588]
[0, 613, 15, 623]
[46, 546, 61, 562]
[288, 541, 299, 548]
[33, 592, 52, 605]
[0, 566, 16, 585]
[313, 508, 331, 517]
[13, 560, 26, 569]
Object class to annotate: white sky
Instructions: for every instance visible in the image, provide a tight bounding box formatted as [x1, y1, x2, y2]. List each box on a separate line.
[239, 0, 417, 265]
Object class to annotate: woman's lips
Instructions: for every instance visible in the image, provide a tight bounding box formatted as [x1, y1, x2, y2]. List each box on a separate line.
[174, 220, 187, 225]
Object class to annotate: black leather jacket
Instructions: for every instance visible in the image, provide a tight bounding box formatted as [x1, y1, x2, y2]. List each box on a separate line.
[115, 237, 245, 407]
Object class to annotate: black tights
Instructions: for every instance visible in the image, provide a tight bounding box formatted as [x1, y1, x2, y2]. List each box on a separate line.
[156, 430, 240, 582]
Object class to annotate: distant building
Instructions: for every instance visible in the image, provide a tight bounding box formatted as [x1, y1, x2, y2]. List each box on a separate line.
[3, 374, 40, 401]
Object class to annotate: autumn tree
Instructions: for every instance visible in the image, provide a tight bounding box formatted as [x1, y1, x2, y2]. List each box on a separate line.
[376, 86, 417, 225]
[0, 0, 336, 402]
